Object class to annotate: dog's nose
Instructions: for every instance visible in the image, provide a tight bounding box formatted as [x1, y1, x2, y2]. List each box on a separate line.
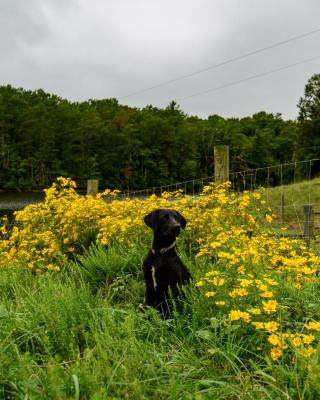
[172, 224, 181, 235]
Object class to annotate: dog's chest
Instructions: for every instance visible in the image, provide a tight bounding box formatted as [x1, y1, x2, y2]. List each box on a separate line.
[148, 261, 165, 290]
[146, 256, 182, 290]
[151, 265, 158, 290]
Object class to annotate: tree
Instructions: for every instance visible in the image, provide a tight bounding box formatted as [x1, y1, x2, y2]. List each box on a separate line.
[296, 74, 320, 175]
[298, 74, 320, 121]
[0, 85, 305, 191]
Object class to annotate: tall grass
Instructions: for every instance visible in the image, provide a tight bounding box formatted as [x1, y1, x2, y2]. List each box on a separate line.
[0, 244, 319, 399]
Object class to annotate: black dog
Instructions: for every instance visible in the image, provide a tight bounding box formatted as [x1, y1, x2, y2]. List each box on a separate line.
[143, 208, 191, 316]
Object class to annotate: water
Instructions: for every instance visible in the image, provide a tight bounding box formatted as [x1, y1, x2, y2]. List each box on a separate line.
[0, 192, 44, 219]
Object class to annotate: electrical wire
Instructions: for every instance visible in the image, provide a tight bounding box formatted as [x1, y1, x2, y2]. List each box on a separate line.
[173, 55, 320, 103]
[119, 27, 320, 100]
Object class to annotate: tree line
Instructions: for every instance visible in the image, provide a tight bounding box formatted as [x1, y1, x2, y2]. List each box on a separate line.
[0, 74, 319, 191]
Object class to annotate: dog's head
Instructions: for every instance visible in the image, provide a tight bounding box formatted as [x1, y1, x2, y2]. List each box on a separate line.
[144, 208, 187, 237]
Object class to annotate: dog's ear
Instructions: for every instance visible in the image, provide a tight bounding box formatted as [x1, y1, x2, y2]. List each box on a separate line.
[176, 211, 187, 229]
[144, 209, 159, 230]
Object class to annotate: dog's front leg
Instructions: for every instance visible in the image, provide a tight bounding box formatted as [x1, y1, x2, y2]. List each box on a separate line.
[145, 284, 156, 307]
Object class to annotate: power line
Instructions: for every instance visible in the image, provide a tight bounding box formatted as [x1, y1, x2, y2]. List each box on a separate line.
[171, 54, 320, 103]
[119, 27, 320, 100]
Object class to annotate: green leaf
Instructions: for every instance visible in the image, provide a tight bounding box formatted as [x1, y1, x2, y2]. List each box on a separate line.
[196, 329, 213, 340]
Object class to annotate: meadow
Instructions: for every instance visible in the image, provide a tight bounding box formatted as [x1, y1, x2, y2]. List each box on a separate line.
[265, 177, 320, 227]
[1, 178, 320, 399]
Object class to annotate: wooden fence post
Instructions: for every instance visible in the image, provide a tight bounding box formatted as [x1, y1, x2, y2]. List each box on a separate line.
[87, 179, 99, 196]
[214, 145, 229, 184]
[303, 204, 314, 246]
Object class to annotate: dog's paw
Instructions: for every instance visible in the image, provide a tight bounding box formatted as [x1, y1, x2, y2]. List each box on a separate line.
[138, 303, 150, 313]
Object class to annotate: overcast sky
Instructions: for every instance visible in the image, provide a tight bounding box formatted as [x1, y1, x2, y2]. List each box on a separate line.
[1, 0, 319, 119]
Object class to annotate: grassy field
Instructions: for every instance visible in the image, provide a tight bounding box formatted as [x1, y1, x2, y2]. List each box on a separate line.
[1, 178, 320, 399]
[265, 177, 320, 230]
[0, 244, 320, 400]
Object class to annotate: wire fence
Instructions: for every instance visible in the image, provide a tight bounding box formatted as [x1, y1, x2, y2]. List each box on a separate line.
[116, 158, 320, 241]
[2, 158, 320, 239]
[119, 158, 320, 199]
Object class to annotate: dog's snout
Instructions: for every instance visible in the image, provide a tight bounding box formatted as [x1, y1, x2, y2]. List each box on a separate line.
[172, 224, 181, 235]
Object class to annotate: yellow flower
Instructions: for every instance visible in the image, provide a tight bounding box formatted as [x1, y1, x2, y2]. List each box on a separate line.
[270, 346, 282, 361]
[209, 241, 222, 249]
[302, 334, 315, 345]
[237, 288, 248, 297]
[291, 335, 302, 348]
[260, 291, 273, 298]
[229, 310, 242, 321]
[294, 282, 302, 289]
[305, 321, 320, 331]
[248, 308, 261, 315]
[264, 321, 279, 332]
[195, 281, 204, 287]
[229, 288, 248, 298]
[228, 310, 250, 323]
[239, 279, 253, 287]
[257, 283, 269, 292]
[252, 322, 265, 330]
[265, 214, 273, 223]
[264, 278, 278, 286]
[205, 271, 219, 277]
[215, 301, 225, 306]
[262, 300, 277, 314]
[240, 312, 251, 323]
[299, 346, 316, 359]
[268, 334, 282, 347]
[208, 277, 225, 286]
[205, 291, 216, 298]
[237, 265, 246, 274]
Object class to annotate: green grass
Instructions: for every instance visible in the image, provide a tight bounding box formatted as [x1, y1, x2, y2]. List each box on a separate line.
[0, 245, 320, 399]
[265, 177, 320, 230]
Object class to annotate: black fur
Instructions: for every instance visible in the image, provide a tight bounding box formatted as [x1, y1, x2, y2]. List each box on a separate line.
[143, 208, 191, 316]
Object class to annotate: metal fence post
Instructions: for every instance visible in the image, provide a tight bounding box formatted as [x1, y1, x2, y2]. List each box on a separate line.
[303, 204, 314, 246]
[280, 194, 285, 224]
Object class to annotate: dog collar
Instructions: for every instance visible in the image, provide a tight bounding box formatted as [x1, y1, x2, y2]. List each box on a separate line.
[151, 241, 176, 255]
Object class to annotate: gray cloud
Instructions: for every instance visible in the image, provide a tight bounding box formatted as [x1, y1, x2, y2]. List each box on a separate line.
[1, 0, 319, 119]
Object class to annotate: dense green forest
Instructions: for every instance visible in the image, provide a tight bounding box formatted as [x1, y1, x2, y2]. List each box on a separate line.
[0, 75, 319, 191]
